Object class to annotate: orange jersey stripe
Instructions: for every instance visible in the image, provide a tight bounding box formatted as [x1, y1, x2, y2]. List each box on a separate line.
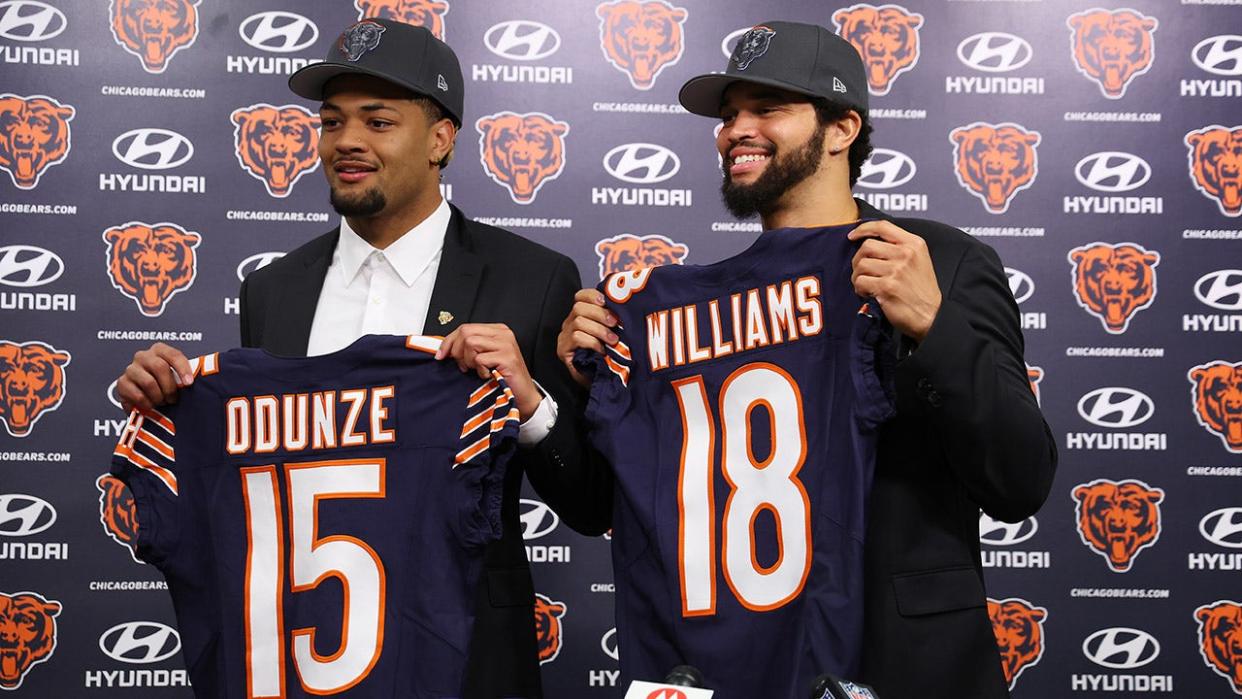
[468, 380, 500, 408]
[143, 409, 176, 436]
[136, 430, 174, 460]
[454, 435, 490, 466]
[460, 410, 492, 438]
[114, 443, 179, 495]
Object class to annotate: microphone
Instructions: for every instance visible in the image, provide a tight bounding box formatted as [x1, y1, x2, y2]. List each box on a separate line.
[810, 673, 881, 699]
[623, 665, 714, 698]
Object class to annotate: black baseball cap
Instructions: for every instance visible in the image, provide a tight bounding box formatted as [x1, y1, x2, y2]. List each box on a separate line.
[289, 19, 464, 127]
[679, 21, 868, 118]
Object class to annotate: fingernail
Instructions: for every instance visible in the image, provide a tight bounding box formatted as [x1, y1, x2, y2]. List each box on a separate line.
[595, 294, 606, 305]
[607, 333, 619, 344]
[182, 374, 194, 385]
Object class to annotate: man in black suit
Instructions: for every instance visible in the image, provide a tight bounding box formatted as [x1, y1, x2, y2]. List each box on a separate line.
[558, 22, 1057, 697]
[116, 19, 608, 699]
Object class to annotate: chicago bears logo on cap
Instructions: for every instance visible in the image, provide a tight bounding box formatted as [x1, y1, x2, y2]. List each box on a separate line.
[0, 94, 74, 190]
[1072, 478, 1164, 572]
[596, 0, 688, 90]
[949, 122, 1041, 214]
[1195, 600, 1242, 694]
[1188, 361, 1242, 453]
[0, 591, 60, 690]
[733, 25, 775, 70]
[109, 0, 200, 74]
[988, 597, 1047, 690]
[1067, 8, 1157, 99]
[355, 0, 448, 40]
[1067, 242, 1159, 334]
[595, 234, 688, 280]
[832, 3, 923, 96]
[533, 593, 566, 664]
[337, 19, 385, 61]
[230, 104, 321, 198]
[103, 222, 200, 317]
[476, 111, 569, 205]
[0, 340, 69, 439]
[1185, 125, 1242, 218]
[95, 474, 142, 563]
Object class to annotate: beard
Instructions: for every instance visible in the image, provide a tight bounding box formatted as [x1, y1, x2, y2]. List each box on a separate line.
[329, 185, 387, 217]
[720, 127, 826, 219]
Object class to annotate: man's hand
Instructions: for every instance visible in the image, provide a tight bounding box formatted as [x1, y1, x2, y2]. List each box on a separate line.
[436, 323, 542, 420]
[117, 342, 194, 412]
[848, 220, 942, 342]
[556, 288, 619, 388]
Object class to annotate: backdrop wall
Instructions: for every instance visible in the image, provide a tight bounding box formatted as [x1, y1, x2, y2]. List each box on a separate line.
[2, 0, 1240, 696]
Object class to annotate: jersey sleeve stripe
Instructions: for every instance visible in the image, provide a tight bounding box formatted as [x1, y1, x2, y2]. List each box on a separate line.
[460, 409, 493, 438]
[609, 340, 633, 361]
[454, 435, 490, 466]
[605, 355, 631, 387]
[468, 379, 501, 408]
[136, 430, 174, 460]
[113, 443, 179, 495]
[143, 409, 176, 436]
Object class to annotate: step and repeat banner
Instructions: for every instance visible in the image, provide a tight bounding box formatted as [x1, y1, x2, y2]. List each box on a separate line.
[2, 0, 1240, 696]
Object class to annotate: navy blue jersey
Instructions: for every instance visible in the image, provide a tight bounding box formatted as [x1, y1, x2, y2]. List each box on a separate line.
[578, 225, 894, 698]
[110, 335, 520, 698]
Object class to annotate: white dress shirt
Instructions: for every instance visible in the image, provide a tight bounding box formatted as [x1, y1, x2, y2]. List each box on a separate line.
[306, 200, 556, 444]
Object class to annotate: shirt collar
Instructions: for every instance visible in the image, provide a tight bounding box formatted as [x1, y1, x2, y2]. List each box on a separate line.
[335, 199, 452, 287]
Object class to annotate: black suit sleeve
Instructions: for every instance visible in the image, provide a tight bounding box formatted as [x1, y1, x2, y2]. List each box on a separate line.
[892, 241, 1057, 522]
[238, 277, 254, 348]
[522, 256, 614, 535]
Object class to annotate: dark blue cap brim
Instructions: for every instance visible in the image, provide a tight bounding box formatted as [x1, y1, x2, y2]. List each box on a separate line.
[288, 62, 461, 126]
[679, 72, 829, 118]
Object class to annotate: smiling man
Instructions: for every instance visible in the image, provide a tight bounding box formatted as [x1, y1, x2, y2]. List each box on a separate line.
[559, 21, 1057, 698]
[114, 18, 610, 699]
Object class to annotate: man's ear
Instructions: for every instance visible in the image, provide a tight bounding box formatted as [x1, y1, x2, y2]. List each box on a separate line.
[827, 110, 863, 156]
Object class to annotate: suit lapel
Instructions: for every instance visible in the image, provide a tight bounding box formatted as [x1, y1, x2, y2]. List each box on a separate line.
[423, 206, 484, 335]
[266, 230, 336, 357]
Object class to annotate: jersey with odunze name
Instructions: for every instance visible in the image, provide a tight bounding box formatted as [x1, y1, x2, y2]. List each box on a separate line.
[579, 225, 895, 698]
[110, 335, 520, 699]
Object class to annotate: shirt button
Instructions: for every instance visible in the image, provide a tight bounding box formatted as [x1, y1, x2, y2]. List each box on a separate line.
[371, 297, 381, 305]
[545, 420, 556, 431]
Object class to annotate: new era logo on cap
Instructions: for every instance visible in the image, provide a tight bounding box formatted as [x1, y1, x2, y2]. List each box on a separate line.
[437, 74, 448, 91]
[833, 76, 847, 92]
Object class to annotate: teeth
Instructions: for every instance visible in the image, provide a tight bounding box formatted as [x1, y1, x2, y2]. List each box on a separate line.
[733, 154, 768, 164]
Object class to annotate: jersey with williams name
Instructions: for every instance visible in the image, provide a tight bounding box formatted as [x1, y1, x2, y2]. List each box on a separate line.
[578, 224, 895, 699]
[109, 334, 520, 698]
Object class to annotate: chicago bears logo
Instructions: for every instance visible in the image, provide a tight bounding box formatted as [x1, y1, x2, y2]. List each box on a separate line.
[1026, 365, 1043, 406]
[0, 94, 73, 190]
[1188, 361, 1242, 454]
[1195, 600, 1242, 694]
[988, 597, 1046, 690]
[1072, 478, 1164, 573]
[1067, 8, 1157, 99]
[355, 0, 448, 40]
[109, 0, 200, 74]
[733, 25, 775, 71]
[595, 234, 688, 280]
[1067, 242, 1159, 334]
[95, 474, 141, 563]
[832, 3, 924, 96]
[337, 20, 385, 62]
[1185, 125, 1242, 218]
[0, 341, 69, 439]
[103, 222, 200, 317]
[476, 111, 569, 205]
[596, 0, 688, 90]
[950, 122, 1040, 214]
[0, 590, 60, 691]
[533, 593, 566, 664]
[230, 104, 321, 198]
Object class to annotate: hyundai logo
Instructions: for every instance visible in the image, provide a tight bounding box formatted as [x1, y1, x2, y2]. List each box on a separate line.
[603, 143, 680, 184]
[106, 379, 124, 411]
[1077, 387, 1154, 428]
[1082, 627, 1160, 669]
[956, 32, 1033, 73]
[1074, 152, 1151, 193]
[239, 11, 318, 53]
[1192, 34, 1242, 77]
[112, 129, 194, 171]
[484, 20, 560, 61]
[1194, 269, 1242, 311]
[720, 27, 750, 59]
[0, 0, 66, 42]
[857, 148, 916, 189]
[600, 627, 619, 661]
[1004, 267, 1034, 304]
[0, 244, 64, 287]
[98, 622, 181, 664]
[236, 252, 285, 282]
[519, 498, 559, 540]
[0, 493, 56, 537]
[1199, 508, 1242, 549]
[979, 512, 1038, 546]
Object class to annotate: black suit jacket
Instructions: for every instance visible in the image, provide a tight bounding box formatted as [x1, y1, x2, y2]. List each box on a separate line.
[853, 200, 1057, 698]
[238, 205, 612, 698]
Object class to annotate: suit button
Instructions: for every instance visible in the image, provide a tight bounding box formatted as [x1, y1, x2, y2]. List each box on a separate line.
[926, 389, 943, 407]
[917, 378, 932, 392]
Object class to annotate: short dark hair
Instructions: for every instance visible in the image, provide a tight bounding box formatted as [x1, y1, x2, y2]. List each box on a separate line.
[811, 98, 873, 187]
[412, 95, 456, 170]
